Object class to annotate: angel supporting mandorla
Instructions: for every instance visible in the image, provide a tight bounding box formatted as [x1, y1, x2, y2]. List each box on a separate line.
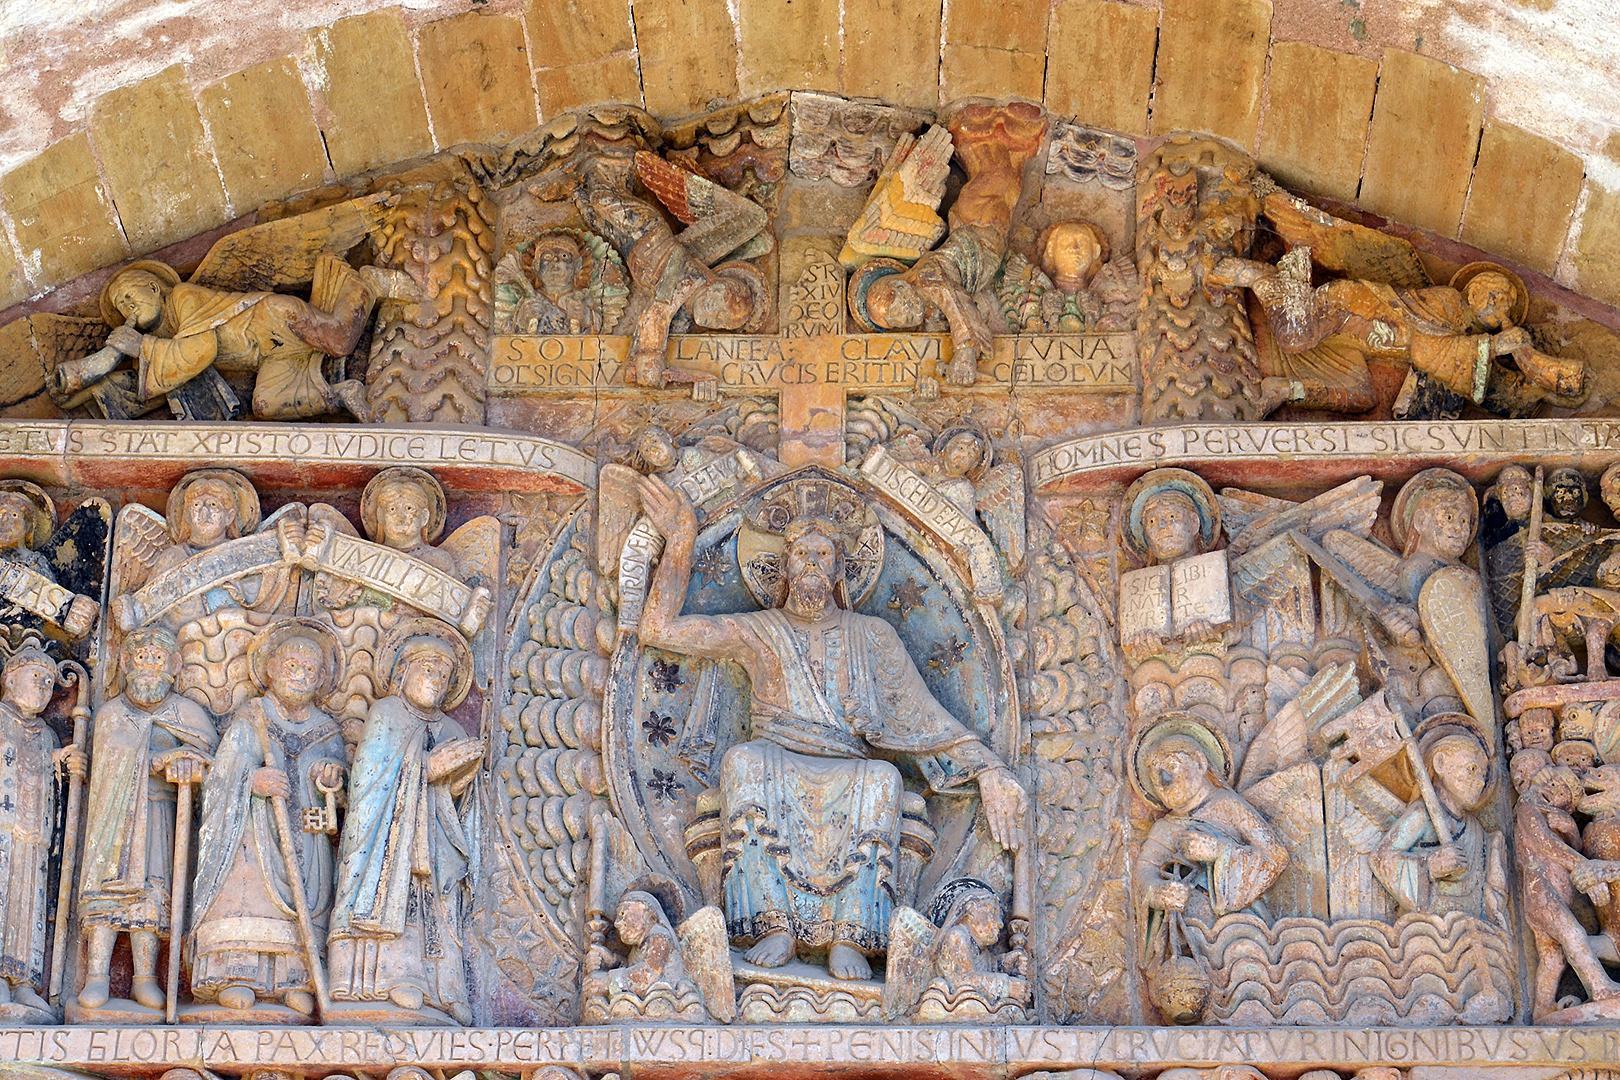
[49, 195, 417, 422]
[0, 480, 100, 642]
[327, 620, 482, 1024]
[636, 475, 1029, 981]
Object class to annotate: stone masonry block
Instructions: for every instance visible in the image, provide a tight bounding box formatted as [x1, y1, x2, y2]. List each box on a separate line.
[1045, 0, 1158, 134]
[842, 0, 941, 106]
[738, 0, 840, 95]
[0, 133, 128, 289]
[309, 10, 434, 177]
[944, 0, 1048, 53]
[1570, 179, 1620, 310]
[1151, 0, 1270, 147]
[524, 0, 634, 63]
[633, 0, 739, 118]
[0, 229, 26, 309]
[89, 65, 230, 255]
[941, 45, 1046, 104]
[418, 12, 539, 147]
[1462, 119, 1584, 276]
[534, 55, 644, 116]
[1259, 42, 1377, 203]
[198, 58, 329, 214]
[1360, 49, 1485, 238]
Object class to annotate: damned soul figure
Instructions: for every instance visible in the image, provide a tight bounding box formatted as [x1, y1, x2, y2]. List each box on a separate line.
[637, 475, 1029, 981]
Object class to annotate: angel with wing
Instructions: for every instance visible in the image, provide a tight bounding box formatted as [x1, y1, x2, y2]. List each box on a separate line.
[846, 104, 1048, 386]
[1211, 188, 1588, 418]
[919, 420, 1026, 577]
[49, 194, 416, 422]
[574, 151, 773, 390]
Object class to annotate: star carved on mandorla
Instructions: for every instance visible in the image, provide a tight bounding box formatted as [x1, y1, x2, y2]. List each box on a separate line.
[648, 657, 683, 693]
[929, 634, 968, 673]
[648, 769, 684, 801]
[888, 576, 927, 621]
[642, 711, 678, 747]
[694, 546, 729, 587]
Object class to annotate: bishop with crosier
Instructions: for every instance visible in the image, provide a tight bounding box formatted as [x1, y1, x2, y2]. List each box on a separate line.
[637, 476, 1029, 981]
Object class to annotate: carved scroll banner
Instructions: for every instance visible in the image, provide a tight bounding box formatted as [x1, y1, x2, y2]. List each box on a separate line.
[299, 531, 492, 636]
[115, 531, 287, 630]
[0, 562, 78, 626]
[859, 445, 1004, 602]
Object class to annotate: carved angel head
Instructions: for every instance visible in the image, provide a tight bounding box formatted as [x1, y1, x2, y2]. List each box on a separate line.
[362, 466, 447, 550]
[1038, 221, 1109, 293]
[1122, 468, 1220, 566]
[166, 469, 259, 548]
[0, 480, 54, 553]
[100, 260, 181, 330]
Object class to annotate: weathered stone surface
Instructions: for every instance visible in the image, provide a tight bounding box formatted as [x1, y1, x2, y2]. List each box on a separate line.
[88, 65, 229, 254]
[1571, 179, 1620, 309]
[523, 0, 635, 60]
[943, 0, 1048, 55]
[197, 58, 328, 214]
[842, 0, 942, 106]
[0, 315, 46, 402]
[1044, 0, 1158, 134]
[418, 12, 539, 148]
[533, 55, 644, 116]
[1462, 119, 1584, 276]
[1151, 0, 1270, 147]
[308, 11, 434, 177]
[0, 133, 127, 289]
[0, 230, 23, 310]
[632, 0, 738, 117]
[1259, 41, 1377, 202]
[1360, 48, 1485, 238]
[738, 0, 840, 95]
[940, 45, 1046, 103]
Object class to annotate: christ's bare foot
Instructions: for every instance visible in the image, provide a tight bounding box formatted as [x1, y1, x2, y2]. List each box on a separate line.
[744, 930, 795, 968]
[828, 943, 871, 980]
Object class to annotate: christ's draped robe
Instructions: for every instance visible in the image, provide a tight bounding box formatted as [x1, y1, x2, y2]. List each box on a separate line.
[190, 697, 345, 1003]
[719, 607, 1004, 955]
[78, 691, 217, 933]
[327, 698, 472, 1021]
[0, 701, 57, 988]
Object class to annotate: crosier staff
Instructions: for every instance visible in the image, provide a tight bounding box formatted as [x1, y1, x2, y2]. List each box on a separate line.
[48, 659, 90, 1005]
[249, 702, 331, 1018]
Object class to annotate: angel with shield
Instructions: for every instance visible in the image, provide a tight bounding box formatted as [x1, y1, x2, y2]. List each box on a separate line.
[48, 195, 417, 421]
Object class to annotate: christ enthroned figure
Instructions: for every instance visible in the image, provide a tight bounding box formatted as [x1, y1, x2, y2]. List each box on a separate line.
[638, 476, 1029, 981]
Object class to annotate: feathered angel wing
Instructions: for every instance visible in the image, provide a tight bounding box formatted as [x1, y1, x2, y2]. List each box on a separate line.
[441, 515, 502, 594]
[3, 314, 110, 381]
[1322, 529, 1404, 598]
[1231, 534, 1316, 654]
[1221, 476, 1382, 556]
[1262, 190, 1430, 288]
[840, 125, 953, 266]
[634, 151, 768, 266]
[882, 905, 938, 1020]
[976, 463, 1027, 574]
[189, 192, 392, 293]
[676, 906, 735, 1023]
[42, 497, 113, 599]
[109, 503, 173, 598]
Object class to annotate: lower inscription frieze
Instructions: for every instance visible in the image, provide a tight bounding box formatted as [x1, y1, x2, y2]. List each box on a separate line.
[2, 1025, 1616, 1072]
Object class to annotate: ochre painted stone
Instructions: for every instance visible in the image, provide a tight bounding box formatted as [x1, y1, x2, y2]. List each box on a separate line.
[738, 0, 840, 95]
[1571, 179, 1620, 310]
[1151, 0, 1270, 147]
[308, 11, 434, 177]
[198, 58, 329, 214]
[633, 0, 739, 117]
[943, 0, 1049, 54]
[842, 0, 941, 106]
[534, 55, 644, 117]
[1259, 41, 1376, 202]
[523, 0, 635, 62]
[1462, 119, 1584, 276]
[88, 65, 230, 255]
[0, 233, 25, 312]
[0, 133, 128, 290]
[0, 317, 45, 402]
[1359, 48, 1485, 239]
[418, 12, 540, 147]
[941, 45, 1046, 104]
[1044, 0, 1158, 135]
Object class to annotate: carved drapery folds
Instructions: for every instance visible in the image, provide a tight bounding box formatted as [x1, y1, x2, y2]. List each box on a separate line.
[5, 83, 1620, 1080]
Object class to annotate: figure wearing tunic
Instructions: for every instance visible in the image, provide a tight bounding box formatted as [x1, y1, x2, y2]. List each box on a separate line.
[719, 607, 1003, 954]
[0, 700, 57, 987]
[190, 697, 345, 1003]
[327, 698, 473, 1021]
[1369, 804, 1506, 922]
[78, 693, 217, 932]
[1136, 786, 1289, 923]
